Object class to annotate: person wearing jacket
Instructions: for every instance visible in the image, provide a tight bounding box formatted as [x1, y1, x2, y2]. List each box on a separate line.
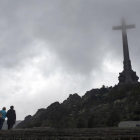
[7, 106, 16, 130]
[0, 107, 7, 130]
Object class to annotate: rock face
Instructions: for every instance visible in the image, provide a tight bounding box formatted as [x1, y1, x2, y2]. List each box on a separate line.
[16, 83, 140, 128]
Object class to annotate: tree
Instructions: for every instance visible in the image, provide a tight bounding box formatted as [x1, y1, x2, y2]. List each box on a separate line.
[106, 110, 120, 127]
[88, 115, 94, 128]
[77, 117, 86, 128]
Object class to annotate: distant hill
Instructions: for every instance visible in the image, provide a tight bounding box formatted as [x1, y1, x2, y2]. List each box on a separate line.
[16, 83, 140, 128]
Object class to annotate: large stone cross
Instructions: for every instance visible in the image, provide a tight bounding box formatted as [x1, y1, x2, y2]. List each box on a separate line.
[113, 18, 139, 83]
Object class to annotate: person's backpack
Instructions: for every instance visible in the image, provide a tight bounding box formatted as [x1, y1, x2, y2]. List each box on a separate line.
[0, 112, 2, 119]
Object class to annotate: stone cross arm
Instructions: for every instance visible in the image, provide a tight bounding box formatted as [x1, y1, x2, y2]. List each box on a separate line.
[112, 24, 135, 30]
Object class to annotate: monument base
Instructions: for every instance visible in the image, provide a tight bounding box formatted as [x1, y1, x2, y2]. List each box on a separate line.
[118, 69, 139, 84]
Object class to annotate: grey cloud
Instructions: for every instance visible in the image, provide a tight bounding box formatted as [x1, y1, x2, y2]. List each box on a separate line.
[0, 0, 140, 75]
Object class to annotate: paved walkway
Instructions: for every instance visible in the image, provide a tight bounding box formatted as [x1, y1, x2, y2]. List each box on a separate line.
[0, 127, 140, 140]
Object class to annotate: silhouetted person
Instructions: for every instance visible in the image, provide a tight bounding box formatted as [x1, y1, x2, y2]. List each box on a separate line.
[7, 106, 16, 130]
[0, 107, 7, 130]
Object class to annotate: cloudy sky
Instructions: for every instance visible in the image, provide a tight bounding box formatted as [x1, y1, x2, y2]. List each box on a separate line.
[0, 0, 140, 120]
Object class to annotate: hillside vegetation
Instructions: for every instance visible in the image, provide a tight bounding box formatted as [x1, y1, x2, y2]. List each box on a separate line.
[16, 83, 140, 128]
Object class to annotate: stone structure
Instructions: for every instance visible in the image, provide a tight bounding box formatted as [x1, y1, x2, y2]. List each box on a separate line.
[118, 121, 140, 127]
[113, 18, 139, 84]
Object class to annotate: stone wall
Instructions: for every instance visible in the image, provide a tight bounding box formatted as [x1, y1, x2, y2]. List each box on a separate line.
[0, 128, 140, 140]
[118, 121, 140, 127]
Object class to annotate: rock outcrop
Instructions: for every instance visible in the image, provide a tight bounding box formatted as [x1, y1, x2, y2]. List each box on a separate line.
[16, 83, 140, 128]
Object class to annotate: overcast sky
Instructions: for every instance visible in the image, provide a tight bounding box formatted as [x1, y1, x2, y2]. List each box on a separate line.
[0, 0, 140, 120]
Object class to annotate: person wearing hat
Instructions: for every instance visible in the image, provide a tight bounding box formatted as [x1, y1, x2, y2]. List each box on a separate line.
[7, 106, 16, 130]
[0, 107, 7, 130]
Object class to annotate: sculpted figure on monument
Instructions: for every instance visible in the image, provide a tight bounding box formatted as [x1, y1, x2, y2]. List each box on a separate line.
[118, 72, 125, 83]
[131, 70, 139, 82]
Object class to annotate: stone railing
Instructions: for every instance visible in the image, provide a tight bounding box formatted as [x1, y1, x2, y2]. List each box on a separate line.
[0, 127, 140, 140]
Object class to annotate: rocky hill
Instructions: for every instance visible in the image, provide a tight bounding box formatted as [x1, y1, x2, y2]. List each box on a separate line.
[16, 83, 140, 128]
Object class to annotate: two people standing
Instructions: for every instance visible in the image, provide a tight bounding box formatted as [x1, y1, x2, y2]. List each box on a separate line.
[0, 106, 16, 130]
